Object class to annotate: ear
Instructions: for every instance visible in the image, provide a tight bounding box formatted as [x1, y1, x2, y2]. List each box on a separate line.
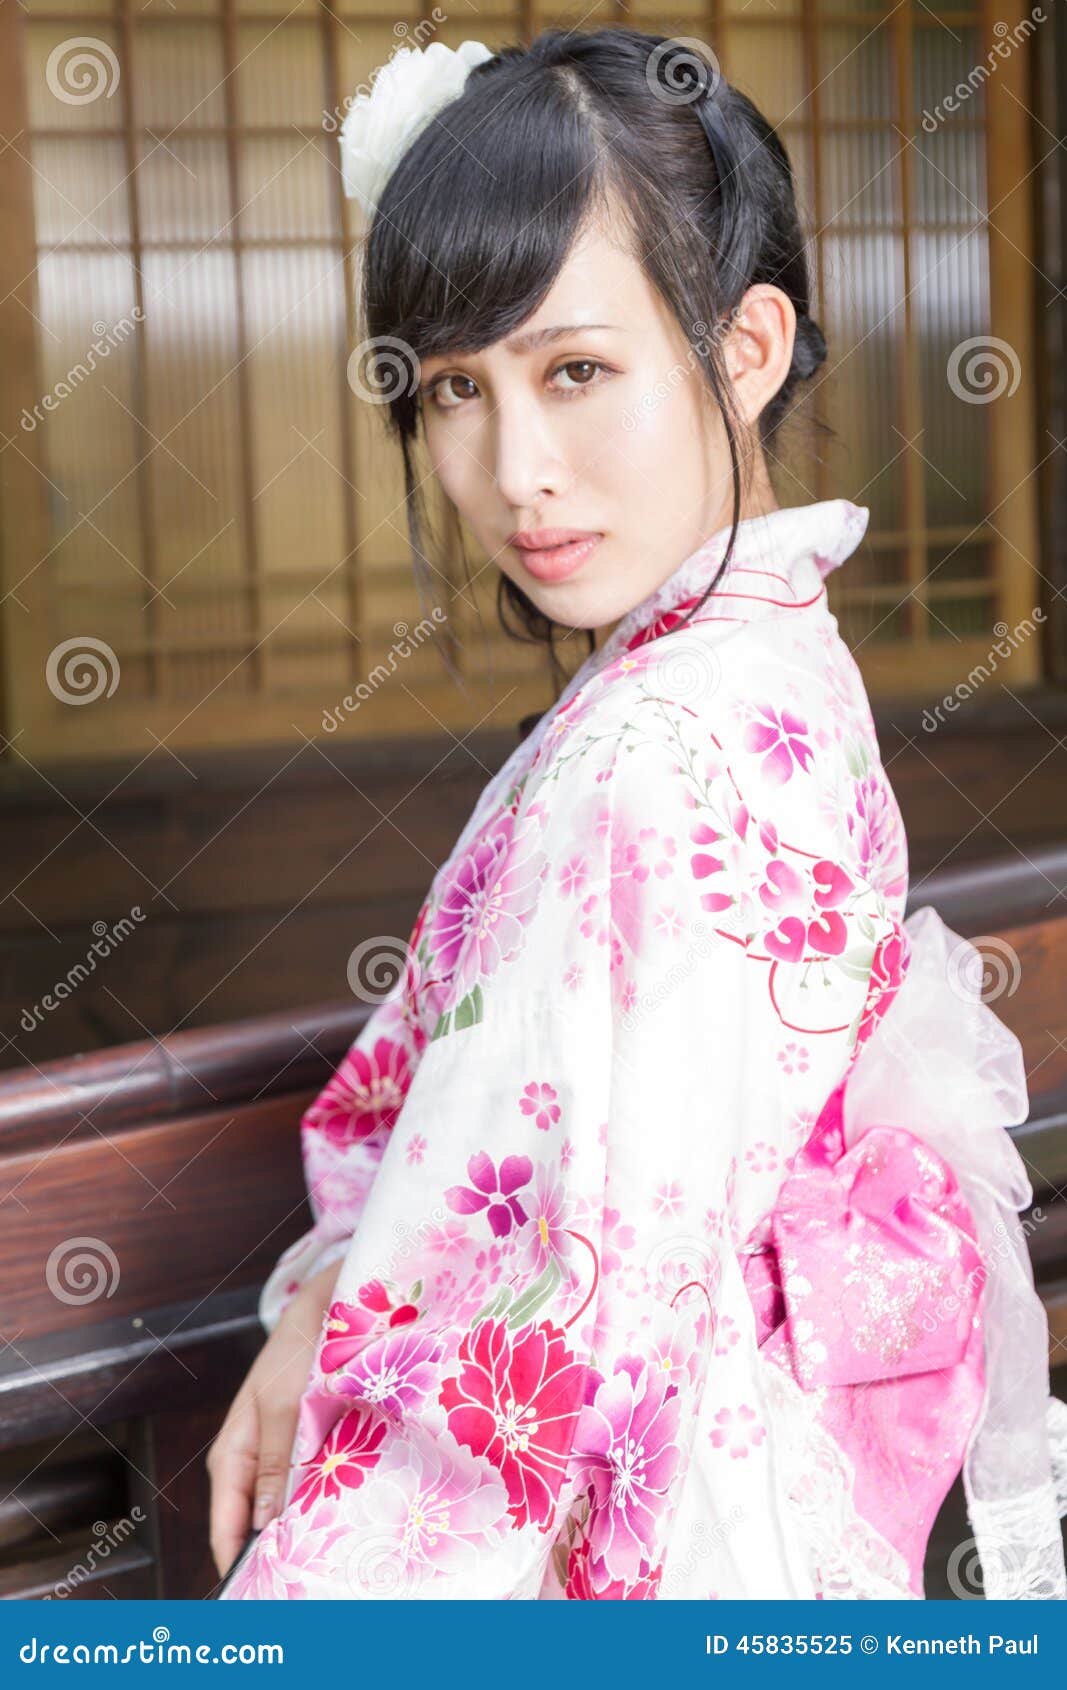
[723, 285, 797, 427]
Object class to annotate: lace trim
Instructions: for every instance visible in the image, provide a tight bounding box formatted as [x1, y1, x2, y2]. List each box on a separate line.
[960, 1396, 1067, 1600]
[1048, 1394, 1067, 1516]
[759, 1353, 916, 1600]
[966, 1485, 1066, 1600]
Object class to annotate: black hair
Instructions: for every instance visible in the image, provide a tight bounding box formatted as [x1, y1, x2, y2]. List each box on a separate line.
[356, 26, 829, 707]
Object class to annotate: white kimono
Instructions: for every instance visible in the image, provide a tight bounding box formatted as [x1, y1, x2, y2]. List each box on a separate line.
[222, 499, 1067, 1601]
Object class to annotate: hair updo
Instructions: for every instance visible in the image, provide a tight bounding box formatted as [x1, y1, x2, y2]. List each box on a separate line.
[359, 25, 829, 689]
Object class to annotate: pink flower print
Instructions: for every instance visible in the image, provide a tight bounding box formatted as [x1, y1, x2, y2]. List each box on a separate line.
[807, 858, 855, 957]
[776, 1042, 809, 1075]
[558, 854, 591, 898]
[519, 1081, 561, 1133]
[709, 1402, 766, 1459]
[224, 1500, 349, 1599]
[348, 1430, 510, 1586]
[560, 1138, 575, 1172]
[474, 1242, 505, 1275]
[654, 906, 684, 941]
[302, 1036, 411, 1147]
[855, 922, 908, 1053]
[653, 1181, 684, 1218]
[624, 827, 677, 883]
[290, 1406, 388, 1512]
[319, 1299, 380, 1373]
[439, 1318, 588, 1532]
[446, 1151, 532, 1238]
[712, 1313, 740, 1355]
[601, 1207, 637, 1274]
[760, 856, 854, 962]
[357, 1277, 420, 1327]
[563, 962, 585, 991]
[319, 1280, 419, 1373]
[744, 1140, 779, 1175]
[578, 891, 609, 946]
[564, 1534, 663, 1600]
[334, 1327, 444, 1416]
[847, 769, 907, 896]
[647, 1324, 695, 1393]
[406, 1133, 427, 1165]
[520, 1163, 575, 1278]
[758, 858, 806, 964]
[688, 821, 734, 915]
[423, 1217, 468, 1256]
[573, 1360, 682, 1583]
[743, 705, 814, 787]
[689, 821, 724, 880]
[430, 818, 547, 996]
[703, 1205, 725, 1238]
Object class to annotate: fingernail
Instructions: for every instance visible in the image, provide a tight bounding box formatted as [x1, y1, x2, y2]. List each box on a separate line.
[253, 1494, 274, 1528]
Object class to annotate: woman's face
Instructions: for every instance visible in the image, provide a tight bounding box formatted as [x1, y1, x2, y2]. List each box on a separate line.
[416, 215, 791, 634]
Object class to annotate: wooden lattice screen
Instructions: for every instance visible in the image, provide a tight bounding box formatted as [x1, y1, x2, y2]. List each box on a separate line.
[0, 0, 1043, 761]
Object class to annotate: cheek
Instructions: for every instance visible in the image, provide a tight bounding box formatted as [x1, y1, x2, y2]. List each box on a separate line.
[424, 417, 479, 507]
[613, 385, 714, 500]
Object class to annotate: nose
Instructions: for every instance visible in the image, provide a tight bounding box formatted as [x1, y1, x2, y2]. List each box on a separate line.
[488, 387, 572, 516]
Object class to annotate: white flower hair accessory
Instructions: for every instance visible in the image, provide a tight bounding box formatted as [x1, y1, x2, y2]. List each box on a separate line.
[339, 39, 496, 221]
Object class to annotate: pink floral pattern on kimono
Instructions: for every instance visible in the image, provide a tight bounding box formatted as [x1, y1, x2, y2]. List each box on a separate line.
[221, 500, 1054, 1603]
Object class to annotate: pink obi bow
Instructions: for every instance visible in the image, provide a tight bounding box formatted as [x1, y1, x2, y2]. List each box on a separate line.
[742, 1080, 986, 1390]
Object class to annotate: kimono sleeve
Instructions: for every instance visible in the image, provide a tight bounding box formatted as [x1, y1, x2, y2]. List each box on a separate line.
[233, 675, 904, 1602]
[256, 987, 423, 1335]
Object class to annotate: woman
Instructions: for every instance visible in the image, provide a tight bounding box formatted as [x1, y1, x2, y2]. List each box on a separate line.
[209, 27, 1067, 1599]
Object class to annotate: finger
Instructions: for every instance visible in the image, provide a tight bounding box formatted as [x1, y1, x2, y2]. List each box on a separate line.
[208, 1410, 259, 1578]
[252, 1403, 299, 1530]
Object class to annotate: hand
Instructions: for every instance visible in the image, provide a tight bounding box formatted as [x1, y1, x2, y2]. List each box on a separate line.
[206, 1259, 342, 1580]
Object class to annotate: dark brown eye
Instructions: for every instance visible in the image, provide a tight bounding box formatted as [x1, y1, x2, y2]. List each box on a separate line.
[429, 374, 478, 409]
[552, 359, 609, 394]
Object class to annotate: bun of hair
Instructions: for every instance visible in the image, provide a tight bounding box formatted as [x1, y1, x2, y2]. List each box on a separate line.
[792, 312, 827, 381]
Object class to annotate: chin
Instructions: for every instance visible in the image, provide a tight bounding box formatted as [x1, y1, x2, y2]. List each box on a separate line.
[511, 573, 635, 633]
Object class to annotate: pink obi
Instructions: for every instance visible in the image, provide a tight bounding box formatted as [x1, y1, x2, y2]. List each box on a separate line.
[740, 1075, 989, 1590]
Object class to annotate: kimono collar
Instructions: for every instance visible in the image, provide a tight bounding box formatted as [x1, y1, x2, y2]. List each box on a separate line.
[605, 498, 870, 657]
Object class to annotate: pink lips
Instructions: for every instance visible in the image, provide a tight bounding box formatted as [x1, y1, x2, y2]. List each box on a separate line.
[508, 528, 603, 583]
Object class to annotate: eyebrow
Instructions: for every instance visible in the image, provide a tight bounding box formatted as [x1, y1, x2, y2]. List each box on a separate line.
[418, 324, 622, 381]
[501, 323, 622, 355]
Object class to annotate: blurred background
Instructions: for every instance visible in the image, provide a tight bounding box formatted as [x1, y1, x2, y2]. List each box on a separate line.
[0, 0, 1064, 1599]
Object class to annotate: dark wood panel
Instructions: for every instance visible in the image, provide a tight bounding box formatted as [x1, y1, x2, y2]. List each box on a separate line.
[0, 734, 500, 1070]
[0, 1096, 315, 1341]
[0, 1288, 262, 1446]
[3, 896, 411, 1061]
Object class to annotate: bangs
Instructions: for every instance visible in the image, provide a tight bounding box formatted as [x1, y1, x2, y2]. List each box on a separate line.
[363, 67, 616, 366]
